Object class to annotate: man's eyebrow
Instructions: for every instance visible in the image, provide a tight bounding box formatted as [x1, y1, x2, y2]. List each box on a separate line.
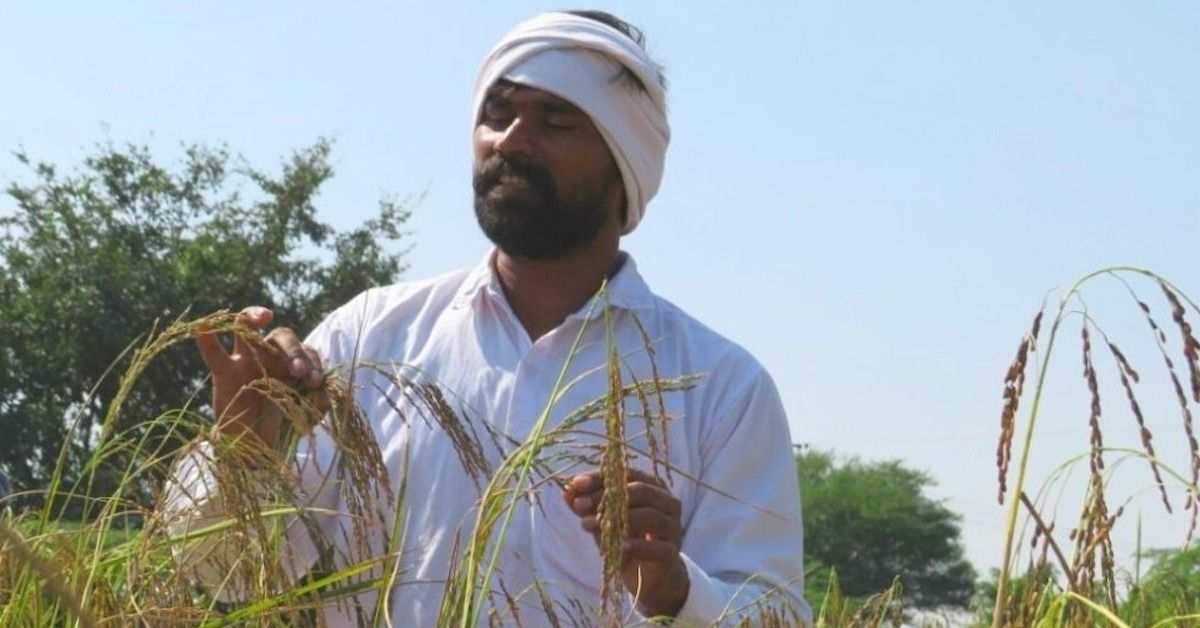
[538, 99, 585, 115]
[482, 88, 512, 106]
[482, 85, 584, 115]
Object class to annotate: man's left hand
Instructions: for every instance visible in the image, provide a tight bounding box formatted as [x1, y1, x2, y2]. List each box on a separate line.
[562, 467, 689, 618]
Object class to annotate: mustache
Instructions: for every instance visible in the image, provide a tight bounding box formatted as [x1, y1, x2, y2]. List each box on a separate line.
[473, 155, 555, 194]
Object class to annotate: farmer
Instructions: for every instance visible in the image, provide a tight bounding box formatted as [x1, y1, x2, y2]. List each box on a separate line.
[170, 10, 810, 626]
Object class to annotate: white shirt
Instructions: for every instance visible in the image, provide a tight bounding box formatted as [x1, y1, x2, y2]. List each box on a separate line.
[169, 251, 810, 626]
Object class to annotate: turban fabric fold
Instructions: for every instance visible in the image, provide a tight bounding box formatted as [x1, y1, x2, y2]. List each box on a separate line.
[473, 12, 670, 234]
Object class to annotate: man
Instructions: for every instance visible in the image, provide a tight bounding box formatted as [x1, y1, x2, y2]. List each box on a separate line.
[170, 10, 810, 626]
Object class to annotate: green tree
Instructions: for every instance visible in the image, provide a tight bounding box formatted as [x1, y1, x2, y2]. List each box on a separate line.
[0, 139, 410, 504]
[797, 447, 976, 610]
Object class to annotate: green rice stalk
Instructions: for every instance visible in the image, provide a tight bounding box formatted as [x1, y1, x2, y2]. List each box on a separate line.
[1060, 590, 1132, 628]
[447, 288, 602, 627]
[0, 519, 99, 628]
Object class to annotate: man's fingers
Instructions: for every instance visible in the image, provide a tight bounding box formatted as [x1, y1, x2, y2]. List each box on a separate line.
[564, 469, 679, 518]
[570, 467, 665, 493]
[197, 307, 276, 373]
[579, 508, 681, 544]
[302, 346, 325, 388]
[232, 306, 274, 356]
[194, 322, 230, 372]
[627, 481, 682, 518]
[239, 305, 274, 328]
[621, 538, 678, 563]
[262, 329, 323, 389]
[265, 327, 311, 379]
[567, 470, 603, 494]
[566, 489, 600, 516]
[580, 515, 602, 541]
[626, 467, 666, 487]
[312, 389, 332, 414]
[626, 507, 682, 543]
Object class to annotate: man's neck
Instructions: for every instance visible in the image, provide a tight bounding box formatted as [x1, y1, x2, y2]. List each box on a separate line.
[494, 238, 623, 342]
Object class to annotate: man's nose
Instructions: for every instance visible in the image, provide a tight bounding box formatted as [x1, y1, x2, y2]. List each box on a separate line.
[493, 117, 536, 159]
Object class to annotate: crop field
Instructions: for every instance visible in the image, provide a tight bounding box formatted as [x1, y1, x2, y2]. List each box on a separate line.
[2, 269, 1199, 627]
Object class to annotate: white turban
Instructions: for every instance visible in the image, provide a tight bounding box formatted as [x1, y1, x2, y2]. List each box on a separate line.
[472, 12, 670, 234]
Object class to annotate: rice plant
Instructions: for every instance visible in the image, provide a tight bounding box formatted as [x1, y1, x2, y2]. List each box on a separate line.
[0, 289, 800, 626]
[9, 268, 1196, 626]
[991, 267, 1200, 627]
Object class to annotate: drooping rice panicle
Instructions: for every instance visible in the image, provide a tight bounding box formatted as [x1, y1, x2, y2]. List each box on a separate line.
[630, 312, 672, 483]
[1131, 286, 1200, 539]
[997, 310, 1043, 505]
[1161, 285, 1200, 529]
[1105, 338, 1172, 512]
[1081, 323, 1105, 479]
[1161, 281, 1200, 404]
[532, 579, 565, 628]
[408, 381, 493, 490]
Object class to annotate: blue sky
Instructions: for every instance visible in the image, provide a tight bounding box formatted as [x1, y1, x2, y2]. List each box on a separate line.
[4, 1, 1198, 578]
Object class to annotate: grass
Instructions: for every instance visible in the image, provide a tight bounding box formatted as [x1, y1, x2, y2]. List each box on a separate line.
[2, 268, 1199, 625]
[13, 519, 138, 548]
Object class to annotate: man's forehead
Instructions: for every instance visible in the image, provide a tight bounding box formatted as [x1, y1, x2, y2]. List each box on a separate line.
[484, 82, 584, 113]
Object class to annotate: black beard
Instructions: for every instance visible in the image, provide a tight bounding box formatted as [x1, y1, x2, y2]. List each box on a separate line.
[472, 155, 611, 260]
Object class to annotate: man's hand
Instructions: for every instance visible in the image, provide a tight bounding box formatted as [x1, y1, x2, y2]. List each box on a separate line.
[195, 306, 324, 449]
[562, 467, 689, 618]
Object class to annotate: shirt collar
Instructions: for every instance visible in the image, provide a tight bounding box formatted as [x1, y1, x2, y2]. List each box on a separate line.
[449, 250, 498, 310]
[450, 249, 656, 318]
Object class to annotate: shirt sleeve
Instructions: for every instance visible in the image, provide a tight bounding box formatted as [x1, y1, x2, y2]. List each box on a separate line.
[649, 367, 813, 626]
[161, 435, 342, 601]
